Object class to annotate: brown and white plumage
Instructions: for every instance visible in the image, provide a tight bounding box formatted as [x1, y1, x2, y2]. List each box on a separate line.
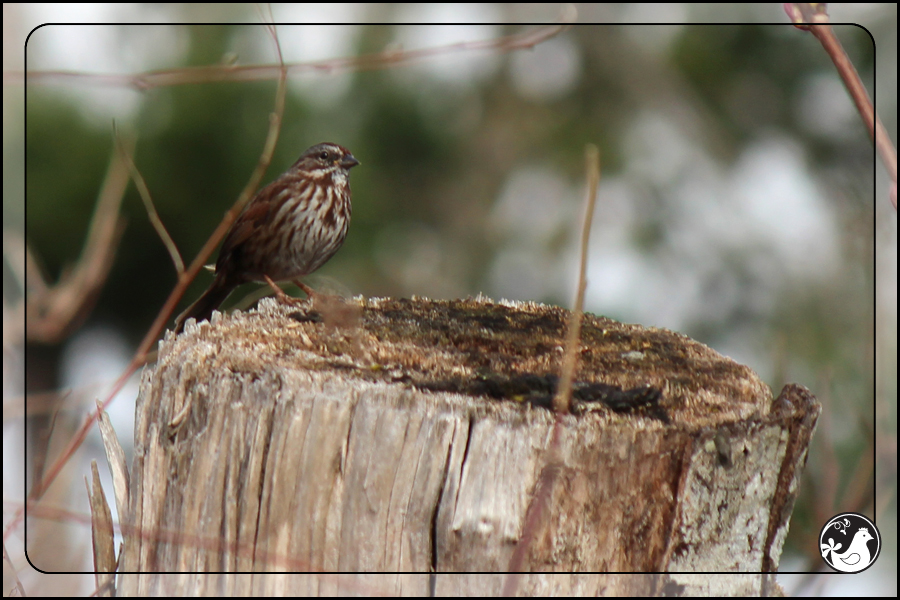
[174, 142, 359, 333]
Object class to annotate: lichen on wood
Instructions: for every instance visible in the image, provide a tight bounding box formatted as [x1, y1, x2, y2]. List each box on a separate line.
[167, 294, 772, 427]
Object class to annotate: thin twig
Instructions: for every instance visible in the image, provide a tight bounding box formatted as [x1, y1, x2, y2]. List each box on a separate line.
[23, 144, 130, 344]
[554, 145, 601, 414]
[786, 3, 897, 203]
[502, 416, 564, 593]
[503, 145, 601, 592]
[2, 539, 27, 597]
[170, 21, 289, 330]
[3, 21, 574, 90]
[13, 495, 391, 590]
[810, 25, 896, 185]
[8, 22, 573, 90]
[114, 125, 185, 274]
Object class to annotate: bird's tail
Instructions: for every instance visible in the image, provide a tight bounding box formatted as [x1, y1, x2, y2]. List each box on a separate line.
[174, 278, 236, 333]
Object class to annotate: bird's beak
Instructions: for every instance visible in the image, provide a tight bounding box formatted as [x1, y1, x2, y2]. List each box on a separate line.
[342, 154, 360, 169]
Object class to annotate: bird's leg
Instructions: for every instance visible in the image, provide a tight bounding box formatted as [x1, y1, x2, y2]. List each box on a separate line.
[292, 279, 317, 299]
[263, 275, 305, 305]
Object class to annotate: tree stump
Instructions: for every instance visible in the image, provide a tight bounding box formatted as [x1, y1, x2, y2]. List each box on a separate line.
[116, 296, 819, 596]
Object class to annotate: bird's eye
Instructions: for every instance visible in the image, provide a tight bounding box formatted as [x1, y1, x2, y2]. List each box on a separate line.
[319, 152, 330, 160]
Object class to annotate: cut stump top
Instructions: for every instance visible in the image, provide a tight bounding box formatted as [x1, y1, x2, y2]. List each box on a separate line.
[166, 295, 772, 428]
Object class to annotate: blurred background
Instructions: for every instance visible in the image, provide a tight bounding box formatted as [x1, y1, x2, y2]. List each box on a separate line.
[5, 3, 896, 596]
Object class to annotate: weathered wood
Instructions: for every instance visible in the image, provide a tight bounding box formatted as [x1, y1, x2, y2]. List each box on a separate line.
[116, 296, 818, 596]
